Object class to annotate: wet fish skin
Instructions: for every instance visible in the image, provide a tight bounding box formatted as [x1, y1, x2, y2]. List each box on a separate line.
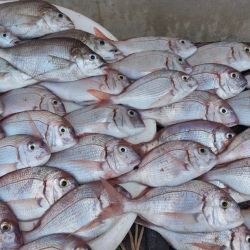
[0, 110, 77, 153]
[0, 0, 74, 39]
[109, 50, 192, 80]
[0, 26, 20, 48]
[1, 86, 66, 117]
[188, 42, 250, 71]
[110, 69, 198, 109]
[139, 120, 235, 155]
[0, 38, 105, 82]
[112, 36, 197, 58]
[139, 90, 239, 127]
[40, 70, 131, 103]
[65, 104, 145, 138]
[47, 134, 141, 183]
[192, 63, 247, 99]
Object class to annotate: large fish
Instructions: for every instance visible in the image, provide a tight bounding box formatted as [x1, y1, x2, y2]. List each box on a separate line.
[188, 42, 250, 71]
[43, 29, 123, 62]
[112, 37, 197, 58]
[109, 51, 192, 80]
[65, 104, 145, 138]
[0, 135, 51, 177]
[47, 134, 141, 183]
[192, 63, 246, 99]
[0, 201, 23, 249]
[139, 120, 235, 155]
[0, 110, 77, 152]
[0, 0, 74, 39]
[139, 90, 238, 127]
[40, 70, 130, 103]
[0, 26, 19, 48]
[115, 141, 217, 187]
[0, 86, 66, 117]
[0, 38, 105, 82]
[100, 70, 198, 109]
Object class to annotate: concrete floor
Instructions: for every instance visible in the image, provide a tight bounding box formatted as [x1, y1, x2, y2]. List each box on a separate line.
[49, 0, 250, 42]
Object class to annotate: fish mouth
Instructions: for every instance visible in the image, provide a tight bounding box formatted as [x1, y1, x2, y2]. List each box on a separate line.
[130, 158, 141, 167]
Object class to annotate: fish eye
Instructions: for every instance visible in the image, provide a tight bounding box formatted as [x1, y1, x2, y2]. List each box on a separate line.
[180, 40, 185, 44]
[99, 40, 105, 46]
[219, 107, 228, 114]
[119, 146, 127, 153]
[113, 49, 118, 53]
[0, 221, 11, 232]
[89, 54, 96, 60]
[244, 47, 250, 53]
[59, 178, 68, 187]
[226, 133, 234, 139]
[246, 235, 250, 243]
[198, 147, 208, 155]
[119, 75, 124, 80]
[28, 143, 36, 151]
[220, 200, 229, 209]
[230, 72, 238, 79]
[52, 99, 59, 105]
[178, 57, 183, 62]
[58, 13, 64, 18]
[128, 109, 136, 117]
[181, 75, 189, 81]
[59, 126, 66, 133]
[2, 33, 6, 38]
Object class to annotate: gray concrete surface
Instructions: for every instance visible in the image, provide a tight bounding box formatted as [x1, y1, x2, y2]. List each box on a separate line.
[49, 0, 250, 42]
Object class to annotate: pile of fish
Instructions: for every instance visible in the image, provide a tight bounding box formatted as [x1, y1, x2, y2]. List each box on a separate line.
[1, 1, 250, 250]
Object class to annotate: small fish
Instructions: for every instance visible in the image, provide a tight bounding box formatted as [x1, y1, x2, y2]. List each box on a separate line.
[65, 104, 145, 138]
[228, 90, 250, 126]
[40, 70, 130, 103]
[20, 234, 91, 250]
[43, 29, 123, 62]
[139, 90, 238, 127]
[109, 51, 192, 80]
[0, 135, 51, 177]
[0, 0, 74, 39]
[139, 120, 235, 155]
[192, 63, 246, 99]
[188, 42, 250, 71]
[103, 70, 198, 109]
[0, 201, 23, 249]
[0, 26, 20, 48]
[0, 38, 105, 82]
[112, 37, 197, 58]
[0, 110, 77, 153]
[0, 86, 66, 117]
[115, 141, 217, 187]
[0, 166, 78, 231]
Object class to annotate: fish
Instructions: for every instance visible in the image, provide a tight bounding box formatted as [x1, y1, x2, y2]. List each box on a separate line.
[0, 0, 74, 39]
[192, 63, 246, 99]
[109, 51, 192, 80]
[100, 69, 198, 109]
[114, 141, 217, 187]
[228, 90, 250, 126]
[65, 104, 145, 138]
[188, 42, 250, 71]
[0, 135, 51, 177]
[0, 86, 66, 117]
[0, 166, 78, 231]
[0, 201, 23, 249]
[112, 37, 197, 58]
[47, 134, 141, 183]
[20, 234, 91, 250]
[139, 120, 235, 155]
[0, 38, 105, 82]
[137, 220, 250, 250]
[0, 26, 20, 48]
[40, 70, 130, 103]
[0, 110, 77, 153]
[43, 29, 123, 62]
[139, 90, 238, 127]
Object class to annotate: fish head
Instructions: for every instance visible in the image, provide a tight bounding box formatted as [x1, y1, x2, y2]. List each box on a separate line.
[174, 71, 198, 91]
[231, 43, 250, 71]
[0, 27, 20, 48]
[43, 9, 74, 32]
[203, 189, 243, 230]
[171, 54, 192, 73]
[18, 136, 51, 167]
[231, 226, 250, 250]
[172, 39, 197, 58]
[43, 95, 66, 116]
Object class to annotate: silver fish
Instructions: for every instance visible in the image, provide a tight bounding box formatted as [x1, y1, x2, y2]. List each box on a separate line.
[192, 63, 246, 99]
[0, 38, 105, 82]
[40, 70, 130, 103]
[0, 0, 74, 39]
[115, 141, 217, 187]
[0, 86, 66, 117]
[188, 42, 250, 71]
[112, 37, 197, 58]
[43, 29, 123, 62]
[0, 110, 77, 153]
[0, 26, 19, 48]
[139, 120, 235, 155]
[65, 104, 145, 138]
[109, 51, 192, 80]
[140, 90, 238, 127]
[0, 135, 51, 177]
[107, 70, 198, 109]
[47, 134, 140, 183]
